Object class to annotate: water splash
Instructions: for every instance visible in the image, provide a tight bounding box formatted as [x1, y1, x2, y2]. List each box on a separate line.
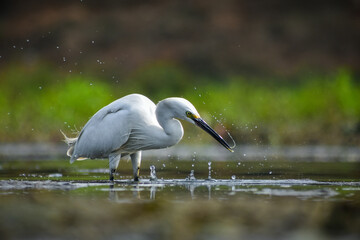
[226, 130, 236, 150]
[208, 161, 212, 180]
[150, 165, 157, 181]
[191, 152, 196, 174]
[211, 114, 237, 150]
[187, 170, 196, 181]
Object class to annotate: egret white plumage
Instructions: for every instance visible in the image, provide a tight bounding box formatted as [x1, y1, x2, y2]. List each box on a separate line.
[62, 94, 233, 181]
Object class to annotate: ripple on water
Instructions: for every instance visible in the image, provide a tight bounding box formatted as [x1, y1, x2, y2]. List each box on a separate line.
[0, 179, 359, 201]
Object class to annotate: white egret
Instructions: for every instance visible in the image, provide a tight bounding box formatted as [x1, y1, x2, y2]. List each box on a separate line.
[62, 94, 233, 181]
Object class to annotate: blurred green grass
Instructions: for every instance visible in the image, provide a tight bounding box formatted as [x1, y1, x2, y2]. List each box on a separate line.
[0, 62, 359, 145]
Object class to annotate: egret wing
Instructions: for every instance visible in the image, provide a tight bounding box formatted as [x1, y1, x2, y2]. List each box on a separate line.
[72, 105, 131, 160]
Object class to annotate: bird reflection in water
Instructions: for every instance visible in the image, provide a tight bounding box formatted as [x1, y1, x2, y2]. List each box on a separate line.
[107, 181, 214, 202]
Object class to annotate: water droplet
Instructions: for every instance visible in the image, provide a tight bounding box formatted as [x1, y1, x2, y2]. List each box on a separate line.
[243, 153, 247, 157]
[89, 83, 93, 86]
[269, 171, 272, 175]
[39, 86, 42, 90]
[13, 45, 16, 48]
[237, 162, 241, 166]
[162, 163, 166, 168]
[208, 161, 212, 179]
[91, 40, 95, 44]
[63, 57, 66, 62]
[26, 39, 30, 42]
[231, 175, 236, 180]
[56, 46, 59, 49]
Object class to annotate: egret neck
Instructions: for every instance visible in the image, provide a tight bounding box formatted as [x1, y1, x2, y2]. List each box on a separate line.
[155, 100, 184, 148]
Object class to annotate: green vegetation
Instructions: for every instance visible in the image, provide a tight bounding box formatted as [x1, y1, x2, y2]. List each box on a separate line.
[0, 62, 359, 145]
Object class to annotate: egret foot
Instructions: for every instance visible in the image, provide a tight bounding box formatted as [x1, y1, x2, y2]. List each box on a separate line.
[133, 167, 140, 181]
[109, 153, 120, 182]
[110, 169, 116, 182]
[131, 151, 142, 182]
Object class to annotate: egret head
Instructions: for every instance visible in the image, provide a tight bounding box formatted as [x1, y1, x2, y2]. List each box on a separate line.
[161, 97, 234, 152]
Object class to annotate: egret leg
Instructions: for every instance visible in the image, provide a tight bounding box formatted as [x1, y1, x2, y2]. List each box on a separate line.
[109, 153, 121, 181]
[130, 151, 142, 181]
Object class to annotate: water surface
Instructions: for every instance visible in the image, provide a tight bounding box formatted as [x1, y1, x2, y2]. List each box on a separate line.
[0, 159, 359, 240]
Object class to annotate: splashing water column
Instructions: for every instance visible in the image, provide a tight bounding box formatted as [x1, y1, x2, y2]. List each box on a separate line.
[150, 165, 157, 181]
[188, 170, 196, 181]
[208, 161, 212, 180]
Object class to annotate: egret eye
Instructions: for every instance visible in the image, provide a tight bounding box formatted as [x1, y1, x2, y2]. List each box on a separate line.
[186, 111, 192, 118]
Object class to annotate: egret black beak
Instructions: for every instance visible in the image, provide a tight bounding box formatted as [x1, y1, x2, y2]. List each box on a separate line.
[193, 117, 234, 152]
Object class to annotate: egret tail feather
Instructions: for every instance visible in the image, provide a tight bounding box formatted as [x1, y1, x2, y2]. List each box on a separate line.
[60, 130, 78, 159]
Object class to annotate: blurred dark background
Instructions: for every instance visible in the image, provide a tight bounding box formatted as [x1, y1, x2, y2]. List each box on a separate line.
[1, 0, 360, 77]
[0, 0, 359, 145]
